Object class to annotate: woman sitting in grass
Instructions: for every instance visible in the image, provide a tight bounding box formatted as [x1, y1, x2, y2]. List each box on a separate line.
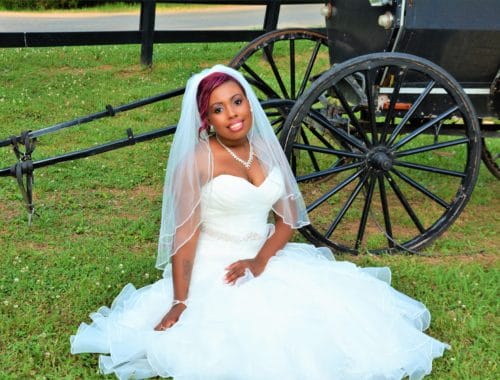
[71, 65, 449, 380]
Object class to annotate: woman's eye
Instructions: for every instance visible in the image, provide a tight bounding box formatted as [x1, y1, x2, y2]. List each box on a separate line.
[234, 98, 242, 105]
[213, 107, 223, 114]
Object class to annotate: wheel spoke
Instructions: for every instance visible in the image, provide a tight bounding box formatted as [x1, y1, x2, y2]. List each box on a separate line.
[381, 67, 407, 143]
[386, 79, 436, 146]
[393, 160, 466, 177]
[395, 137, 469, 157]
[271, 116, 285, 135]
[306, 169, 364, 212]
[275, 123, 284, 136]
[307, 110, 368, 152]
[385, 172, 426, 233]
[325, 172, 369, 238]
[297, 161, 364, 183]
[266, 111, 284, 118]
[391, 105, 459, 151]
[289, 39, 296, 99]
[297, 40, 322, 97]
[356, 176, 376, 249]
[241, 63, 281, 99]
[270, 116, 285, 126]
[332, 83, 371, 147]
[292, 142, 364, 158]
[364, 69, 379, 145]
[263, 45, 290, 99]
[391, 168, 450, 209]
[300, 128, 320, 172]
[378, 174, 394, 248]
[306, 123, 337, 150]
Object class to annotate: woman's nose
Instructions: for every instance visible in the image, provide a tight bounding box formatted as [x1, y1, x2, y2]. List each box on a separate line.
[227, 105, 237, 118]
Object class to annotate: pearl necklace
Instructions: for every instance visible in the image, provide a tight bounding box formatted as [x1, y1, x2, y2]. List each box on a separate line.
[216, 135, 254, 169]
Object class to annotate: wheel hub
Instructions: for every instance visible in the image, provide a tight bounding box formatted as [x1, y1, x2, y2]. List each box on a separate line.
[368, 148, 393, 171]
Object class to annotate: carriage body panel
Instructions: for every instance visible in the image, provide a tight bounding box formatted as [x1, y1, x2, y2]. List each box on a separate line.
[326, 0, 500, 117]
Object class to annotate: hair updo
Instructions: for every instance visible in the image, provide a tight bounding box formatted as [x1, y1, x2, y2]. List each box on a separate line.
[196, 72, 246, 135]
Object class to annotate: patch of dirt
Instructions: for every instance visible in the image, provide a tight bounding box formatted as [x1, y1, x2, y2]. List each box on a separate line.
[417, 251, 498, 267]
[0, 201, 21, 229]
[97, 64, 114, 71]
[346, 250, 498, 268]
[107, 184, 161, 202]
[116, 65, 144, 78]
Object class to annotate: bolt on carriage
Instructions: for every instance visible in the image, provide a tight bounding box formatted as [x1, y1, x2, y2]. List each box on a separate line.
[1, 0, 499, 255]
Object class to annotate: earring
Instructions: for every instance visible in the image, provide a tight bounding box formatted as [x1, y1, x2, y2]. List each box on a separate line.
[209, 125, 215, 133]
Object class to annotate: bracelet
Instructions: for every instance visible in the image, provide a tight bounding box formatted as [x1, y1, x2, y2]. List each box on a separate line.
[172, 299, 188, 307]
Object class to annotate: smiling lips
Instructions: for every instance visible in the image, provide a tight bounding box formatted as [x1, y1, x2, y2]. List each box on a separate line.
[228, 120, 244, 132]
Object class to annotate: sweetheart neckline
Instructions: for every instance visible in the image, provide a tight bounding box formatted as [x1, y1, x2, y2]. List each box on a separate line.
[207, 167, 278, 189]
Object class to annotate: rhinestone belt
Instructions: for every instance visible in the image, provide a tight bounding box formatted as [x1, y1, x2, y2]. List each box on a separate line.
[201, 224, 265, 242]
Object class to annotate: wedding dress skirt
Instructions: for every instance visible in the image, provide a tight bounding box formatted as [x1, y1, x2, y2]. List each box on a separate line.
[71, 167, 449, 379]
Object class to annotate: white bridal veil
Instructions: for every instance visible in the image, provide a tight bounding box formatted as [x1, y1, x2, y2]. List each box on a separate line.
[157, 65, 309, 269]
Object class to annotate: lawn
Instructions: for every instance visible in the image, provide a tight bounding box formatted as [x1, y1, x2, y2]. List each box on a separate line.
[0, 42, 498, 379]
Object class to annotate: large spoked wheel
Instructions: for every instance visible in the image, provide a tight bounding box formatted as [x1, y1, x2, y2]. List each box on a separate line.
[281, 52, 482, 254]
[481, 137, 500, 179]
[229, 29, 347, 180]
[229, 28, 330, 101]
[481, 72, 500, 179]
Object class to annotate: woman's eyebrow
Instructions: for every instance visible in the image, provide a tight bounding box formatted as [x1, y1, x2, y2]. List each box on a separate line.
[209, 93, 243, 108]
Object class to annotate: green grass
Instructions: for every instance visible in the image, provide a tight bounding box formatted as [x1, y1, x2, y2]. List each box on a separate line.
[0, 43, 499, 379]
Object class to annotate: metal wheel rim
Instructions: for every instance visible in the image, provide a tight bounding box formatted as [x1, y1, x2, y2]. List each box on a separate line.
[229, 28, 329, 101]
[281, 52, 482, 254]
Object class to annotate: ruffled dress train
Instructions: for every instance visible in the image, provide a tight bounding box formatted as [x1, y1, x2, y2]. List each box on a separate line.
[71, 167, 449, 379]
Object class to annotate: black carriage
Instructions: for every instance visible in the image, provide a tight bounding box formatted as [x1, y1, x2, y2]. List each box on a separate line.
[1, 0, 499, 255]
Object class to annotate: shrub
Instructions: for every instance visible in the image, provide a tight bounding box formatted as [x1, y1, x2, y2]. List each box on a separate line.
[0, 0, 113, 10]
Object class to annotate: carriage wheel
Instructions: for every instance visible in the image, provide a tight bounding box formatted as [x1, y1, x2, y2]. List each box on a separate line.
[481, 137, 500, 179]
[260, 98, 296, 138]
[281, 52, 482, 253]
[229, 29, 347, 181]
[229, 28, 330, 101]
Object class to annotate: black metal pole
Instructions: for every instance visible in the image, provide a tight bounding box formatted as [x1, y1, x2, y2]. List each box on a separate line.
[263, 0, 281, 33]
[140, 0, 157, 66]
[0, 125, 177, 178]
[0, 87, 184, 148]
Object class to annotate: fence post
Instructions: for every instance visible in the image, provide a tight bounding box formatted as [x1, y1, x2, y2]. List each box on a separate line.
[263, 0, 281, 33]
[140, 0, 156, 66]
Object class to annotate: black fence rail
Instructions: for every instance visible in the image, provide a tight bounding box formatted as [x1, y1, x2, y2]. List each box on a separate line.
[0, 0, 326, 65]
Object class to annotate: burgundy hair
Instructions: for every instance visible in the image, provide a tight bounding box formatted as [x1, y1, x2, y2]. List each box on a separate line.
[196, 72, 246, 135]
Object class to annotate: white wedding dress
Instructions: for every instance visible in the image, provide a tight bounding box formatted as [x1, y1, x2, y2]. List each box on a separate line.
[71, 167, 449, 380]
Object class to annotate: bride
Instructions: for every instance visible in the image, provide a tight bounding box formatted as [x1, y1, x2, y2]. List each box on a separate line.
[71, 65, 449, 380]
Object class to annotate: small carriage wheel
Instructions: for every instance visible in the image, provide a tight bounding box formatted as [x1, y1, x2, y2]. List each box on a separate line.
[260, 98, 296, 138]
[281, 52, 482, 254]
[481, 137, 500, 179]
[229, 28, 330, 101]
[229, 29, 348, 181]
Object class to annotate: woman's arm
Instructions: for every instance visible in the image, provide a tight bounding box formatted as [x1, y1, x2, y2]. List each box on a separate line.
[154, 227, 200, 331]
[224, 213, 293, 285]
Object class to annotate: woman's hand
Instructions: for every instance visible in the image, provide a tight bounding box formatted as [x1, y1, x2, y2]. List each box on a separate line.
[224, 257, 267, 285]
[154, 303, 187, 331]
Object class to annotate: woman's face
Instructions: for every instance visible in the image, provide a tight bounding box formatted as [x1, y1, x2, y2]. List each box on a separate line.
[206, 80, 252, 144]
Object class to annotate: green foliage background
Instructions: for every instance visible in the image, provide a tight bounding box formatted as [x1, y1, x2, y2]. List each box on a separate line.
[0, 0, 120, 10]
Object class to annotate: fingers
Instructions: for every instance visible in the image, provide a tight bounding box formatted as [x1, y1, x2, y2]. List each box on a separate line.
[154, 318, 176, 331]
[224, 266, 247, 285]
[225, 270, 245, 285]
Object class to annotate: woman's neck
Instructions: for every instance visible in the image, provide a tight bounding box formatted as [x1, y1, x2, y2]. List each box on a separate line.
[215, 135, 249, 149]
